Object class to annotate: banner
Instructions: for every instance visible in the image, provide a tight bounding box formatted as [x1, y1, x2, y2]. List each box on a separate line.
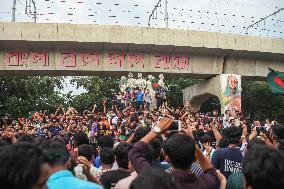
[220, 74, 242, 112]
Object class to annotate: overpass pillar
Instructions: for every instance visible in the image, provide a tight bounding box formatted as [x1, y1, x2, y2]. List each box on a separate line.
[182, 74, 242, 114]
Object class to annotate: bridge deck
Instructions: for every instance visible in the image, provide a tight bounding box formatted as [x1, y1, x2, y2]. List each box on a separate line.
[0, 22, 283, 78]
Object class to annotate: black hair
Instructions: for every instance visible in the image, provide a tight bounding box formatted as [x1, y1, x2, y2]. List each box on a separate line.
[221, 126, 242, 145]
[193, 129, 205, 142]
[74, 132, 89, 147]
[0, 139, 7, 151]
[114, 142, 130, 169]
[18, 134, 34, 143]
[130, 167, 177, 189]
[247, 138, 265, 150]
[218, 137, 229, 148]
[98, 136, 114, 148]
[272, 124, 284, 140]
[41, 140, 70, 167]
[100, 147, 115, 165]
[133, 127, 148, 143]
[34, 136, 49, 147]
[206, 130, 216, 142]
[78, 144, 93, 161]
[0, 143, 47, 189]
[143, 143, 154, 164]
[271, 125, 284, 150]
[150, 138, 162, 160]
[243, 145, 284, 189]
[162, 134, 195, 170]
[200, 134, 213, 145]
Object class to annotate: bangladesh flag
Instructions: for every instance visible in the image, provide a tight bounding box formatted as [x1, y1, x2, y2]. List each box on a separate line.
[267, 68, 284, 94]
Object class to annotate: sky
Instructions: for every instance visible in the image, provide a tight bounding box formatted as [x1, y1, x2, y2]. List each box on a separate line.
[0, 0, 283, 38]
[0, 0, 284, 94]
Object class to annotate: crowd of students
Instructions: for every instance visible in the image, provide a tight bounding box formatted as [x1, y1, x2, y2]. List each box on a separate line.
[0, 98, 284, 189]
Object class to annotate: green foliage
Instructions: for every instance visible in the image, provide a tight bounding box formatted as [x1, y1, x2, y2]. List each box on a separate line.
[242, 81, 284, 123]
[164, 77, 201, 108]
[0, 76, 65, 117]
[70, 76, 120, 112]
[200, 96, 221, 113]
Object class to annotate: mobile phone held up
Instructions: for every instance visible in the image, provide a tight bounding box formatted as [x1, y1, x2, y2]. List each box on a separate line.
[168, 120, 182, 131]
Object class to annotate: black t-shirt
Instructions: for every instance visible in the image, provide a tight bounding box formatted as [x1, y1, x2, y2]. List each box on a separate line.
[211, 147, 243, 179]
[100, 169, 131, 189]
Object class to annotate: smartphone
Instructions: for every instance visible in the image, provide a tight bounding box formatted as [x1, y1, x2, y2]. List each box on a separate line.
[256, 127, 260, 135]
[168, 120, 182, 131]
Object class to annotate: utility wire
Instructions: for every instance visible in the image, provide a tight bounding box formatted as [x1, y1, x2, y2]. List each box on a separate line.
[246, 7, 284, 34]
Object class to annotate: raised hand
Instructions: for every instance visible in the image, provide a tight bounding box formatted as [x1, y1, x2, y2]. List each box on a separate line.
[157, 118, 173, 134]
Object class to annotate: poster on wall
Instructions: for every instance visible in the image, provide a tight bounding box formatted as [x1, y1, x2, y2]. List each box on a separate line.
[220, 74, 242, 113]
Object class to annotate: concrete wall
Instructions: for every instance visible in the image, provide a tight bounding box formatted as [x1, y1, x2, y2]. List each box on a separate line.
[0, 50, 224, 76]
[224, 55, 284, 78]
[183, 74, 242, 113]
[1, 22, 284, 54]
[0, 22, 284, 77]
[183, 75, 223, 112]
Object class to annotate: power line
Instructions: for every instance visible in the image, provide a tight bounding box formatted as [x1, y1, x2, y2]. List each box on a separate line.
[246, 7, 284, 34]
[148, 0, 169, 28]
[148, 0, 162, 27]
[25, 0, 37, 23]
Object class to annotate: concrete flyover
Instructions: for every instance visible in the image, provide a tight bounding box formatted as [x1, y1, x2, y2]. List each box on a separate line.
[0, 22, 283, 112]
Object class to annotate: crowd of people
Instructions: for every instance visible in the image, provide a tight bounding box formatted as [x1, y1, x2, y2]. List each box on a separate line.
[0, 93, 284, 189]
[112, 87, 166, 112]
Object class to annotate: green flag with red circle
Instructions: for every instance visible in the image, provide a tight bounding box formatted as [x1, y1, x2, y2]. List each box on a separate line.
[267, 68, 284, 94]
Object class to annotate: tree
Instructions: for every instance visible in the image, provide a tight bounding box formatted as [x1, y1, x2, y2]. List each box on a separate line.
[164, 77, 201, 108]
[0, 76, 65, 117]
[70, 76, 120, 112]
[242, 81, 284, 123]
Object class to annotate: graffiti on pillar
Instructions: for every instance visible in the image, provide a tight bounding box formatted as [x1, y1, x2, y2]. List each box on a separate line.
[221, 74, 242, 112]
[30, 52, 49, 66]
[172, 56, 190, 70]
[128, 53, 144, 68]
[108, 52, 125, 67]
[154, 55, 171, 69]
[79, 52, 99, 67]
[4, 51, 29, 67]
[60, 52, 76, 67]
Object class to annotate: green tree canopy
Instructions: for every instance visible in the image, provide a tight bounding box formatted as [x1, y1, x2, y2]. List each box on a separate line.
[70, 76, 120, 112]
[242, 81, 284, 123]
[0, 76, 65, 117]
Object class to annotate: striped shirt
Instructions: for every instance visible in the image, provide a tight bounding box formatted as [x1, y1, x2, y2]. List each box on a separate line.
[166, 162, 204, 176]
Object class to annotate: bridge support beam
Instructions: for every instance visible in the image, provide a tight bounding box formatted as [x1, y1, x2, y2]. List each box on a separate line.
[183, 74, 242, 114]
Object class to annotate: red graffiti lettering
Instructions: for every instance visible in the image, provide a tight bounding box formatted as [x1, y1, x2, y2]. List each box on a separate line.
[172, 56, 190, 70]
[60, 52, 76, 67]
[154, 55, 171, 69]
[5, 51, 29, 67]
[128, 53, 144, 68]
[79, 52, 99, 67]
[30, 52, 49, 66]
[108, 52, 125, 67]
